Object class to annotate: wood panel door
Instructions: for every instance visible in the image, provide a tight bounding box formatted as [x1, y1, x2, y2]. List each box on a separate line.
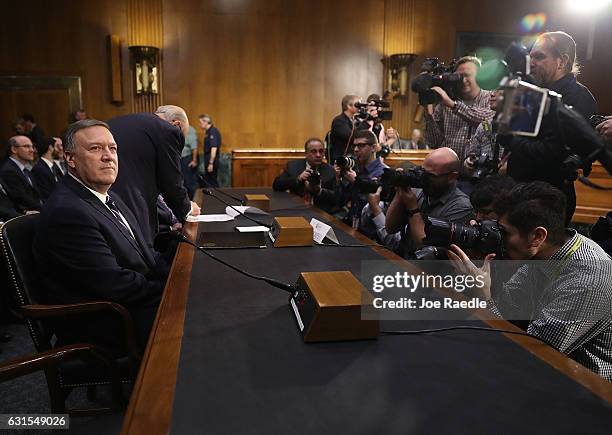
[0, 76, 82, 156]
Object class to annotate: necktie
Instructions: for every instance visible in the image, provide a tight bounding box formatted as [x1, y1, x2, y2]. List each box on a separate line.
[23, 169, 34, 187]
[105, 195, 133, 237]
[52, 163, 63, 182]
[0, 182, 7, 196]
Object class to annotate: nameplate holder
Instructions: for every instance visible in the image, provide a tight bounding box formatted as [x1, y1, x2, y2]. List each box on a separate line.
[272, 216, 313, 247]
[244, 194, 270, 211]
[310, 218, 339, 244]
[289, 271, 379, 342]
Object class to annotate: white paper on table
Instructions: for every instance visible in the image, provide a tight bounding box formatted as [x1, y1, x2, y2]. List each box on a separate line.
[186, 214, 234, 222]
[309, 218, 339, 244]
[236, 226, 270, 232]
[225, 206, 250, 218]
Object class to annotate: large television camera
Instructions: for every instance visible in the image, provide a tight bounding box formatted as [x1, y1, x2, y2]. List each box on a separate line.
[414, 217, 504, 260]
[410, 58, 463, 106]
[355, 99, 393, 122]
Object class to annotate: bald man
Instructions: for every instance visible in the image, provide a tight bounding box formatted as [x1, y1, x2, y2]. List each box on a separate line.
[385, 147, 474, 255]
[0, 135, 42, 213]
[108, 105, 200, 249]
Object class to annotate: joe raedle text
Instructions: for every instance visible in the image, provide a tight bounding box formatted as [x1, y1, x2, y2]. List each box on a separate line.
[370, 271, 488, 311]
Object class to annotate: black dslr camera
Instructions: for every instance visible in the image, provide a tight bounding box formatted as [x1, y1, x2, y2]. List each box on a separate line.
[355, 99, 393, 122]
[308, 167, 321, 186]
[356, 167, 425, 202]
[410, 58, 463, 106]
[334, 156, 357, 173]
[414, 217, 504, 260]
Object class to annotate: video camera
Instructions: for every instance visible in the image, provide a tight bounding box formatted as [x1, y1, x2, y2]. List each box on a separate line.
[356, 167, 425, 203]
[410, 58, 463, 106]
[414, 217, 504, 260]
[355, 99, 393, 122]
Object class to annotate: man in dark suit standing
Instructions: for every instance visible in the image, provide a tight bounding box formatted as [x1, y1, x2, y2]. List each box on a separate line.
[32, 136, 63, 200]
[108, 105, 200, 249]
[273, 138, 342, 213]
[0, 136, 42, 213]
[328, 94, 359, 164]
[33, 119, 168, 351]
[22, 114, 46, 147]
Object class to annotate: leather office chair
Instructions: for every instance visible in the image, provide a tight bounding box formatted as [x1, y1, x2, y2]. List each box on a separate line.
[0, 214, 141, 415]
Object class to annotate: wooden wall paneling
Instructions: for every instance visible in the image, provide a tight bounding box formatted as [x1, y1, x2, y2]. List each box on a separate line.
[127, 0, 163, 113]
[108, 34, 124, 103]
[232, 149, 307, 187]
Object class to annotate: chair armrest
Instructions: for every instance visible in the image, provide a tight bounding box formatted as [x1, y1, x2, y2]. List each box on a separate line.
[0, 343, 118, 385]
[21, 302, 141, 363]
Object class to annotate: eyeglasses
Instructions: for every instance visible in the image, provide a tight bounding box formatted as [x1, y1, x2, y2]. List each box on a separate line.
[14, 144, 34, 149]
[423, 170, 453, 178]
[353, 142, 372, 148]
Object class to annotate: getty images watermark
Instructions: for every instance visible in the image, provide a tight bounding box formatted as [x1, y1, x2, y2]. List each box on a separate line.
[360, 260, 500, 321]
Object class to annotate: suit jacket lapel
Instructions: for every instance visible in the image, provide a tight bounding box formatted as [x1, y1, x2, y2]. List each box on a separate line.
[64, 176, 154, 267]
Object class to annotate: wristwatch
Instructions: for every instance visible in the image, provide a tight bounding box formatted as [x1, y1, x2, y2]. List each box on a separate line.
[406, 207, 421, 217]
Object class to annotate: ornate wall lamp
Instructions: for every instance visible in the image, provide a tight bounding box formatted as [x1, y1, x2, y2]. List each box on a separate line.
[128, 45, 160, 95]
[382, 53, 418, 97]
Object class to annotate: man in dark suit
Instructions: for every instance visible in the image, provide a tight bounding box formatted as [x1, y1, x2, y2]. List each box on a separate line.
[328, 94, 360, 164]
[0, 136, 42, 213]
[273, 138, 342, 213]
[108, 105, 200, 249]
[33, 119, 168, 351]
[22, 114, 46, 147]
[32, 136, 63, 200]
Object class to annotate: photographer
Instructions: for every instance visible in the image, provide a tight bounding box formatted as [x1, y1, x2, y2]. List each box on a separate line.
[340, 130, 387, 228]
[503, 31, 598, 224]
[449, 182, 612, 380]
[385, 147, 474, 255]
[273, 138, 342, 213]
[329, 94, 360, 164]
[423, 56, 495, 162]
[359, 186, 401, 252]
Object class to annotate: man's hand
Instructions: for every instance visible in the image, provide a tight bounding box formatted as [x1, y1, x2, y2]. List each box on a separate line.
[430, 86, 455, 108]
[596, 118, 612, 144]
[367, 186, 382, 217]
[189, 201, 201, 216]
[304, 180, 321, 195]
[447, 244, 495, 299]
[297, 168, 312, 182]
[188, 160, 198, 168]
[207, 162, 214, 173]
[395, 185, 418, 210]
[344, 169, 357, 183]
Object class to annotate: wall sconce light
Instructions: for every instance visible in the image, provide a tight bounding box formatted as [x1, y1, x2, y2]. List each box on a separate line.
[382, 53, 418, 97]
[128, 45, 160, 95]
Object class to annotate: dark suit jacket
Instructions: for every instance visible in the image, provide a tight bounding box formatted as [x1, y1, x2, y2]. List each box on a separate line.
[27, 125, 46, 147]
[0, 159, 42, 213]
[33, 175, 167, 350]
[31, 159, 59, 200]
[0, 177, 21, 222]
[272, 160, 342, 213]
[108, 113, 191, 248]
[329, 113, 355, 163]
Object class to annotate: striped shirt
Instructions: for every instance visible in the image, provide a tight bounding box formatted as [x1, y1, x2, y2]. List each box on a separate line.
[492, 230, 612, 381]
[424, 90, 494, 161]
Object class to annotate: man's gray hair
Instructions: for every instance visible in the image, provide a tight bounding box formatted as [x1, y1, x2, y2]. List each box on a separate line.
[155, 105, 188, 123]
[63, 119, 110, 153]
[7, 136, 21, 149]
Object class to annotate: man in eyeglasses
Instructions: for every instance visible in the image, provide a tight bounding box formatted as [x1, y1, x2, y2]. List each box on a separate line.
[0, 135, 42, 213]
[385, 147, 474, 256]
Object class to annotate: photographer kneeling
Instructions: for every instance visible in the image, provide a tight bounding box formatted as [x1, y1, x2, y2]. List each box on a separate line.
[273, 137, 343, 214]
[385, 147, 474, 256]
[449, 182, 612, 380]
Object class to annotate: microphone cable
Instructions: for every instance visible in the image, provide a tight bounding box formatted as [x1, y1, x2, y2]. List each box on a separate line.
[202, 188, 273, 229]
[380, 325, 551, 346]
[177, 233, 295, 294]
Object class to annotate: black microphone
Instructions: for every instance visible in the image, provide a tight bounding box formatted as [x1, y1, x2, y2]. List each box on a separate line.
[202, 188, 273, 229]
[175, 232, 295, 294]
[197, 174, 245, 205]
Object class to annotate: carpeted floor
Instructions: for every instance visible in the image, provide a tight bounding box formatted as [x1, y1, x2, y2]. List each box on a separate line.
[0, 321, 126, 435]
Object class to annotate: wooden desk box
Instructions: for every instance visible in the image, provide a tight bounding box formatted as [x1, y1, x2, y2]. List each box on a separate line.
[290, 271, 379, 342]
[272, 216, 313, 247]
[244, 194, 270, 211]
